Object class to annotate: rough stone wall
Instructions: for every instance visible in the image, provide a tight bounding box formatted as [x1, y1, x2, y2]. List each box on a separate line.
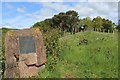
[4, 28, 46, 78]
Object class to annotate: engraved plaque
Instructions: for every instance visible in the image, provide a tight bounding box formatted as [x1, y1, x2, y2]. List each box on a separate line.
[19, 36, 36, 54]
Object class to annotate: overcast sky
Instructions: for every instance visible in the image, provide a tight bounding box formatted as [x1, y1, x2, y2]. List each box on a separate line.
[1, 0, 119, 29]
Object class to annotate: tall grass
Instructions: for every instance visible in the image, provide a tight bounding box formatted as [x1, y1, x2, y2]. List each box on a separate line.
[58, 31, 118, 78]
[33, 31, 119, 78]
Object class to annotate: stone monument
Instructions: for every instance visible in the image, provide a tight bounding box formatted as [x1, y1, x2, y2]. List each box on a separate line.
[4, 28, 46, 78]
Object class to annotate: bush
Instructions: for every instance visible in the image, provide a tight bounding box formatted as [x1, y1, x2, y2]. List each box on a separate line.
[42, 28, 63, 71]
[79, 39, 88, 45]
[0, 28, 10, 79]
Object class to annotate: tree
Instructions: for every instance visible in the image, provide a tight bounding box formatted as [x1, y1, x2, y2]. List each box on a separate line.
[33, 10, 115, 33]
[82, 17, 93, 30]
[66, 10, 79, 34]
[116, 20, 120, 31]
[52, 12, 69, 32]
[33, 19, 53, 33]
[102, 19, 113, 33]
[93, 16, 103, 32]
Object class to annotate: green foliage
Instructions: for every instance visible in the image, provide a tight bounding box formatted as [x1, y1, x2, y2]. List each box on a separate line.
[1, 10, 118, 78]
[79, 39, 88, 45]
[33, 20, 52, 33]
[102, 19, 113, 33]
[58, 31, 118, 78]
[33, 10, 80, 34]
[37, 31, 118, 78]
[116, 20, 120, 31]
[42, 28, 63, 71]
[66, 10, 79, 33]
[43, 28, 62, 54]
[2, 28, 10, 54]
[33, 10, 116, 34]
[92, 17, 114, 32]
[93, 16, 103, 31]
[0, 28, 10, 78]
[32, 10, 118, 78]
[52, 12, 68, 29]
[81, 17, 93, 29]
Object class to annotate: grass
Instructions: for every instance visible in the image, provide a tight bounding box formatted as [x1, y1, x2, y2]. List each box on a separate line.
[58, 31, 118, 78]
[36, 31, 118, 78]
[1, 28, 118, 78]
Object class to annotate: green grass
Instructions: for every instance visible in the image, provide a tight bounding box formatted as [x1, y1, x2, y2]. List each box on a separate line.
[36, 31, 118, 78]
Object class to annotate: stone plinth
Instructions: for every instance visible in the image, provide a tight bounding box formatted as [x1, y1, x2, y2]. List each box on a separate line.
[4, 28, 46, 78]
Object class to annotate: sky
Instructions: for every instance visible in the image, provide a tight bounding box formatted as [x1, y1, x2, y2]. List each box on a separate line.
[1, 0, 119, 29]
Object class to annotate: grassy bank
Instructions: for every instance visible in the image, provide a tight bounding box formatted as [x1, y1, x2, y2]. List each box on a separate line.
[37, 31, 118, 78]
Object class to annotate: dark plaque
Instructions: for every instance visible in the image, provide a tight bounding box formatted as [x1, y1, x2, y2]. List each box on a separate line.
[19, 36, 36, 54]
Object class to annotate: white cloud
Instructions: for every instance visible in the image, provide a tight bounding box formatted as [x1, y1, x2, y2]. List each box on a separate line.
[40, 2, 69, 12]
[2, 8, 44, 29]
[64, 0, 88, 2]
[24, 5, 59, 21]
[4, 3, 14, 9]
[17, 7, 26, 13]
[2, 2, 118, 29]
[28, 0, 64, 2]
[2, 15, 32, 29]
[2, 0, 119, 2]
[25, 13, 40, 20]
[2, 0, 64, 2]
[40, 2, 118, 22]
[30, 2, 117, 25]
[39, 8, 56, 19]
[2, 23, 13, 28]
[2, 25, 12, 28]
[88, 0, 119, 2]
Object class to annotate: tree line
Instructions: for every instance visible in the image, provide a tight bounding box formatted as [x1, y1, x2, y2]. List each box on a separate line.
[33, 10, 118, 34]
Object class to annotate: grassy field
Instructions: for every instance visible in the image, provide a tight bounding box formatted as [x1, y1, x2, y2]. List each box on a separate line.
[1, 30, 118, 78]
[36, 31, 118, 78]
[58, 32, 118, 78]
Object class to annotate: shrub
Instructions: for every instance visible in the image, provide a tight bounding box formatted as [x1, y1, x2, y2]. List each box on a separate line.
[42, 28, 63, 71]
[0, 28, 10, 79]
[79, 39, 88, 45]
